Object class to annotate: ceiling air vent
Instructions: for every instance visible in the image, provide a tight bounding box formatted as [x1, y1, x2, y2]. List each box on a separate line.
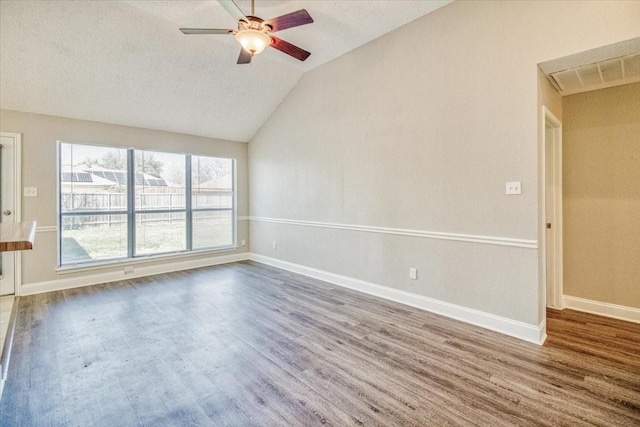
[549, 53, 640, 96]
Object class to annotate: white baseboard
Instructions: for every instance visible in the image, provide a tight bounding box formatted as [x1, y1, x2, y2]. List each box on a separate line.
[17, 250, 546, 345]
[20, 252, 250, 296]
[249, 253, 545, 345]
[563, 295, 640, 324]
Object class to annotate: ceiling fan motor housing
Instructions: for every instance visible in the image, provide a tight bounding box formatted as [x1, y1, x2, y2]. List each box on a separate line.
[238, 16, 272, 33]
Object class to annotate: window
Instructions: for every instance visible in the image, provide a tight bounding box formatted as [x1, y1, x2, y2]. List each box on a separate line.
[135, 150, 187, 256]
[191, 155, 234, 249]
[58, 142, 235, 267]
[59, 144, 129, 265]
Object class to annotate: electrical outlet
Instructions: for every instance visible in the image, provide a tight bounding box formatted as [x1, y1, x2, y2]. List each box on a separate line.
[124, 266, 134, 274]
[409, 268, 417, 280]
[23, 187, 38, 197]
[241, 239, 246, 247]
[506, 181, 522, 195]
[272, 241, 277, 250]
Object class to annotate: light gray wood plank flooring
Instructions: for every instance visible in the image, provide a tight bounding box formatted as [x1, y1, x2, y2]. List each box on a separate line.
[0, 261, 638, 426]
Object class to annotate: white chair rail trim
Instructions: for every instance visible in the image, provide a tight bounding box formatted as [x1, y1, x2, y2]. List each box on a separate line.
[249, 216, 537, 249]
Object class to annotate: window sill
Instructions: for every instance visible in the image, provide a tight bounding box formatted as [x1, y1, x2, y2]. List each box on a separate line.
[56, 246, 241, 275]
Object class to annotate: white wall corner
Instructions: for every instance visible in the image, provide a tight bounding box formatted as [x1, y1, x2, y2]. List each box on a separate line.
[249, 253, 545, 345]
[563, 295, 640, 324]
[20, 252, 250, 296]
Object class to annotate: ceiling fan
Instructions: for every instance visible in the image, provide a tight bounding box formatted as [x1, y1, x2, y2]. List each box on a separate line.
[180, 0, 313, 64]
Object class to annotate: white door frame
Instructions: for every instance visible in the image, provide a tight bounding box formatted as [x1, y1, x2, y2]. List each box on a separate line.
[542, 107, 563, 309]
[0, 132, 22, 296]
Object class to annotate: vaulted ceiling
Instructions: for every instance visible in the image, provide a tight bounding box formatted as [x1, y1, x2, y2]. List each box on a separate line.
[0, 1, 451, 142]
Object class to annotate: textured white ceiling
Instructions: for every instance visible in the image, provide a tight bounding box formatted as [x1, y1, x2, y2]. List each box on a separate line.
[0, 0, 451, 142]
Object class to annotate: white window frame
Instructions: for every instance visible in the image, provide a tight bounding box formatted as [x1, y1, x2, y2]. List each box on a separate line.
[57, 141, 237, 268]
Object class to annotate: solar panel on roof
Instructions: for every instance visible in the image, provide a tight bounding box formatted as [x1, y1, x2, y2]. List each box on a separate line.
[146, 178, 168, 187]
[74, 169, 169, 186]
[75, 172, 92, 182]
[114, 172, 127, 184]
[61, 172, 94, 183]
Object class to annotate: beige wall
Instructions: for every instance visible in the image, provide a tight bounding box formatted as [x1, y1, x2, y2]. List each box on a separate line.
[0, 109, 249, 287]
[563, 83, 640, 309]
[249, 1, 640, 326]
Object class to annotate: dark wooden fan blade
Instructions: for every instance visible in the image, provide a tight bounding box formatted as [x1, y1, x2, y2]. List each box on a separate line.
[180, 28, 234, 35]
[265, 9, 313, 33]
[270, 36, 310, 61]
[218, 0, 247, 22]
[237, 48, 252, 64]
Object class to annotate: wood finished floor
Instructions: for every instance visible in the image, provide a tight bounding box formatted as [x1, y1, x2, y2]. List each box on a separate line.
[0, 261, 639, 426]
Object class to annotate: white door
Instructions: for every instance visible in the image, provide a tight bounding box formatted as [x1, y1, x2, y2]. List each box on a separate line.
[0, 133, 21, 296]
[545, 125, 555, 306]
[543, 108, 563, 309]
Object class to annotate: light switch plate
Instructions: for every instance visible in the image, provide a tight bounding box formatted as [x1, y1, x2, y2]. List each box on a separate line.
[506, 182, 521, 195]
[24, 187, 38, 197]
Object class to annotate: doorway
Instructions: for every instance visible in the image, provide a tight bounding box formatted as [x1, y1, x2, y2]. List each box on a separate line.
[0, 132, 22, 296]
[543, 108, 563, 309]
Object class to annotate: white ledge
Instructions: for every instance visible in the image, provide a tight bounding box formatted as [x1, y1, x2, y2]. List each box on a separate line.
[56, 246, 241, 275]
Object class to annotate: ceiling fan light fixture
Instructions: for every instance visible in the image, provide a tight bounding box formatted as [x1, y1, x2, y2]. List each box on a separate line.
[180, 1, 313, 63]
[235, 29, 271, 55]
